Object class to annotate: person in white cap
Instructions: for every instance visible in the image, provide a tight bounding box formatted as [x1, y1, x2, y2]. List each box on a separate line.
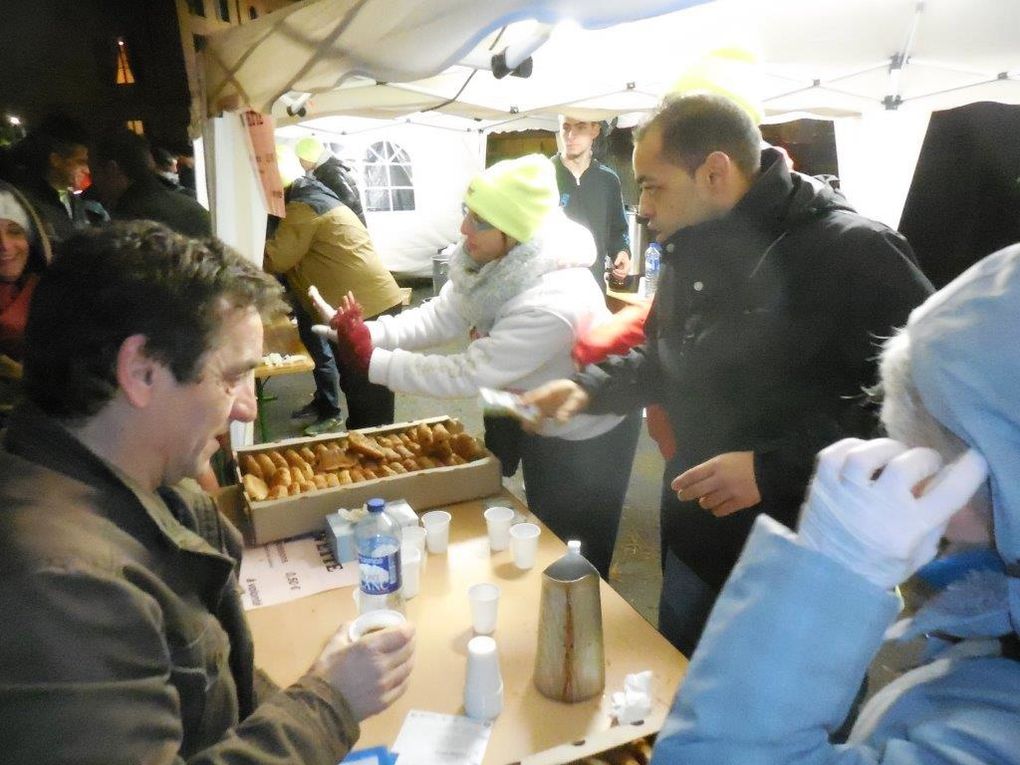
[651, 243, 1020, 764]
[312, 154, 641, 579]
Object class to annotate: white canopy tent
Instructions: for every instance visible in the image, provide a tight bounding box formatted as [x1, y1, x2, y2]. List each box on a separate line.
[199, 0, 1020, 263]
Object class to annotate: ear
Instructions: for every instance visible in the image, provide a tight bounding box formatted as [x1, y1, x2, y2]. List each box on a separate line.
[116, 334, 159, 409]
[697, 151, 738, 197]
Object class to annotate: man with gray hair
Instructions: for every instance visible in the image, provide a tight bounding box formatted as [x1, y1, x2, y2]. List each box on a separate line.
[0, 221, 414, 763]
[650, 244, 1019, 763]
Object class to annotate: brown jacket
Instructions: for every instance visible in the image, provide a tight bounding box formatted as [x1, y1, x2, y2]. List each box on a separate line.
[265, 196, 402, 320]
[0, 403, 359, 764]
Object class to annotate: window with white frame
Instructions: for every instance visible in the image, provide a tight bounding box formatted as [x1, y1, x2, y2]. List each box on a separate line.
[363, 141, 415, 211]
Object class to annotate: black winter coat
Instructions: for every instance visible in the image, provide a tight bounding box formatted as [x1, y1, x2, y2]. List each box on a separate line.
[578, 149, 934, 589]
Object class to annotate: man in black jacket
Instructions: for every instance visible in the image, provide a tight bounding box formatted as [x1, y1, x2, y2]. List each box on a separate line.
[552, 116, 631, 290]
[525, 94, 933, 655]
[90, 128, 211, 239]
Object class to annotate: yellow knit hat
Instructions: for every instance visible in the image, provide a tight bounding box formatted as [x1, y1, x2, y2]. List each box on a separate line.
[463, 154, 558, 243]
[669, 47, 764, 125]
[276, 144, 305, 187]
[295, 136, 325, 164]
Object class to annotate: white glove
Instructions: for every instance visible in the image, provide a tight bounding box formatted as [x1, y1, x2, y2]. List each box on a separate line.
[797, 438, 988, 590]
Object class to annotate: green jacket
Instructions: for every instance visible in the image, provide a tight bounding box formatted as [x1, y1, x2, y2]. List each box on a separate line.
[0, 403, 359, 764]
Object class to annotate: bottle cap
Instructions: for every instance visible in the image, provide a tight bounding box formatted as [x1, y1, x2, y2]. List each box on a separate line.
[366, 498, 386, 513]
[567, 540, 581, 555]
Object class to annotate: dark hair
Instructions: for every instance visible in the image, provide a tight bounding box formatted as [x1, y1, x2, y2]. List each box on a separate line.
[8, 114, 90, 180]
[93, 128, 155, 183]
[24, 221, 285, 421]
[152, 146, 176, 171]
[634, 94, 762, 179]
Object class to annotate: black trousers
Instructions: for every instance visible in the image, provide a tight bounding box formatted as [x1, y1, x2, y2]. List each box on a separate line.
[294, 299, 400, 428]
[495, 411, 641, 579]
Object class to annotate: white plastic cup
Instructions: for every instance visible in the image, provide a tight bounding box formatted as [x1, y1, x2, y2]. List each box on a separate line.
[402, 524, 428, 572]
[401, 544, 422, 599]
[483, 506, 515, 552]
[348, 609, 406, 642]
[509, 522, 541, 570]
[468, 582, 500, 635]
[402, 524, 427, 553]
[421, 510, 452, 554]
[464, 635, 503, 721]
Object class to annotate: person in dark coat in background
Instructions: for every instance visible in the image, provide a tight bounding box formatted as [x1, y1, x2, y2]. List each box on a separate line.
[2, 114, 95, 243]
[295, 136, 368, 227]
[90, 128, 211, 238]
[525, 94, 934, 655]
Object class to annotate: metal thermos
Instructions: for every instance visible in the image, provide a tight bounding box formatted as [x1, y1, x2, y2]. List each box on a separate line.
[533, 540, 605, 702]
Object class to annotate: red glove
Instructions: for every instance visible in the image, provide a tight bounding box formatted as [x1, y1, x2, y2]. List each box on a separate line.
[329, 300, 374, 377]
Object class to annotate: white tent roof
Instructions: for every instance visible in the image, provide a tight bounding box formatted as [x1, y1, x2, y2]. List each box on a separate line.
[202, 0, 1020, 130]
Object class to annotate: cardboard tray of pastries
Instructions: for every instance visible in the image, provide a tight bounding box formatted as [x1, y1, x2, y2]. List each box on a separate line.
[234, 416, 502, 544]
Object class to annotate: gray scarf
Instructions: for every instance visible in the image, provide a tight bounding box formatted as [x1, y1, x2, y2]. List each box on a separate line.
[448, 234, 558, 334]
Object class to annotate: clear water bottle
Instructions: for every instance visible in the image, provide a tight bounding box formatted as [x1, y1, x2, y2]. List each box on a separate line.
[355, 498, 404, 614]
[643, 243, 661, 299]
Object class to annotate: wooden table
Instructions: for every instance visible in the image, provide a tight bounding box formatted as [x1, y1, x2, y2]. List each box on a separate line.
[246, 491, 687, 764]
[253, 316, 315, 442]
[605, 287, 650, 315]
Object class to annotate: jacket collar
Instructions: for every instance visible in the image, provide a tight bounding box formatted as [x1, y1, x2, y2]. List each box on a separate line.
[3, 402, 229, 560]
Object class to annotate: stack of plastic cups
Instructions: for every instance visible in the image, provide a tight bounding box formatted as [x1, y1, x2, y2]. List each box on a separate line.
[464, 635, 503, 721]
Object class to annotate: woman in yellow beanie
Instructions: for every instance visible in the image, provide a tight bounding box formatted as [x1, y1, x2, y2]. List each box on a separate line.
[312, 154, 641, 578]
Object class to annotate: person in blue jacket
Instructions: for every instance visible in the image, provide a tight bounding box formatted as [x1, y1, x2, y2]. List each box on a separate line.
[651, 243, 1020, 763]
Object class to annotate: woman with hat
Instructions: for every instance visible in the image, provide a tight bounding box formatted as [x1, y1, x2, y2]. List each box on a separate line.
[0, 181, 51, 386]
[311, 154, 640, 578]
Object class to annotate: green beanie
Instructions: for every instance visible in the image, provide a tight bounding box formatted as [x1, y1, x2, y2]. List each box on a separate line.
[464, 154, 558, 243]
[295, 136, 325, 163]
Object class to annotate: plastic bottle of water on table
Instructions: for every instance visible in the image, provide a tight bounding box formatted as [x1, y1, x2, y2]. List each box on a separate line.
[355, 498, 404, 614]
[643, 243, 661, 299]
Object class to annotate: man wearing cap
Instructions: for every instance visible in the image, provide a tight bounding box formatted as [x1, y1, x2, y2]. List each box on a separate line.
[525, 94, 932, 654]
[553, 116, 631, 291]
[295, 137, 367, 226]
[266, 146, 403, 434]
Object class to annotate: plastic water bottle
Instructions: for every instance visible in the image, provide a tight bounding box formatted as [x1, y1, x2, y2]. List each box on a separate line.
[355, 498, 404, 614]
[643, 243, 661, 299]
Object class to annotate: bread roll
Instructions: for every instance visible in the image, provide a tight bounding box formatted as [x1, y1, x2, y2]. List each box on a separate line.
[241, 455, 263, 481]
[242, 473, 269, 501]
[268, 450, 288, 470]
[255, 453, 276, 478]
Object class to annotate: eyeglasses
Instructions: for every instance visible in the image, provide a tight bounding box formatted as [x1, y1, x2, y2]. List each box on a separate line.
[462, 204, 496, 232]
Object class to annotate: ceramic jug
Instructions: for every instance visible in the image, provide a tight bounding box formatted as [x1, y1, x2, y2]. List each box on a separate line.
[533, 540, 605, 702]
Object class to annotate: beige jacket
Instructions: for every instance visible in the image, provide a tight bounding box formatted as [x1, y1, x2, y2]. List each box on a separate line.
[265, 200, 402, 320]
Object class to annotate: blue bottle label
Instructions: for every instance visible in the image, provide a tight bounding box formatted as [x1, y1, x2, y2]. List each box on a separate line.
[358, 549, 402, 595]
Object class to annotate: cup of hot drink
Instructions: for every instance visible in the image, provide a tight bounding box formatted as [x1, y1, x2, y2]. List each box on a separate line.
[348, 609, 406, 642]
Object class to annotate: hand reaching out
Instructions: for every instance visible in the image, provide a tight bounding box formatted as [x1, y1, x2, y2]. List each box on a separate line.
[309, 287, 374, 377]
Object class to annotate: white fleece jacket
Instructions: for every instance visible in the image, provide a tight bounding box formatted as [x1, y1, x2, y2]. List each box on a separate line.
[367, 217, 623, 441]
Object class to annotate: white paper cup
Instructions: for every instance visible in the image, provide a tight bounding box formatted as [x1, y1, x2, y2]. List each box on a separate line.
[509, 522, 541, 570]
[401, 544, 422, 599]
[348, 609, 406, 642]
[468, 582, 500, 635]
[402, 524, 428, 571]
[421, 510, 452, 554]
[483, 506, 515, 552]
[464, 635, 503, 721]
